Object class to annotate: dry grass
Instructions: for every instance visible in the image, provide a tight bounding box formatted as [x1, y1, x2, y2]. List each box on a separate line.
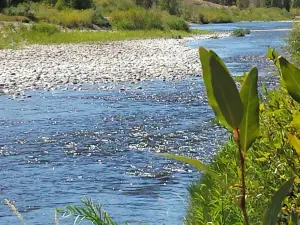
[4, 198, 23, 222]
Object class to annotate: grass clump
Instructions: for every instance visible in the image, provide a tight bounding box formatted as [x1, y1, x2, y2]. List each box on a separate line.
[231, 28, 250, 36]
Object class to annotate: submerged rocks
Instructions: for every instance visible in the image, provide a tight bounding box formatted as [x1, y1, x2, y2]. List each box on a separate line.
[0, 33, 229, 93]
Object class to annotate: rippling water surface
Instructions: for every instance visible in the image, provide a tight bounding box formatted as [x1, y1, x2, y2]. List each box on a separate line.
[0, 21, 292, 225]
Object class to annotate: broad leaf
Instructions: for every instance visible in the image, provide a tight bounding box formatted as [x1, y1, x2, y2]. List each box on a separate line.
[262, 178, 294, 225]
[160, 153, 219, 178]
[239, 67, 259, 152]
[267, 47, 278, 61]
[278, 56, 300, 103]
[287, 133, 300, 156]
[267, 48, 280, 70]
[291, 112, 300, 132]
[289, 209, 298, 225]
[199, 47, 231, 130]
[209, 50, 243, 129]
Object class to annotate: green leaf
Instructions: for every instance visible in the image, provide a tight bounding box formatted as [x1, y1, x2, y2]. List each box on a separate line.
[160, 153, 219, 178]
[239, 67, 259, 152]
[267, 47, 278, 60]
[278, 56, 300, 103]
[199, 47, 231, 130]
[262, 178, 294, 225]
[287, 133, 300, 156]
[291, 112, 300, 132]
[209, 50, 243, 129]
[267, 48, 280, 70]
[289, 209, 298, 225]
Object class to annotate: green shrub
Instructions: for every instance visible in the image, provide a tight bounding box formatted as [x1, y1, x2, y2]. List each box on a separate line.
[92, 7, 110, 27]
[0, 13, 30, 22]
[31, 23, 60, 34]
[110, 8, 164, 30]
[288, 23, 300, 64]
[55, 0, 93, 10]
[3, 2, 35, 20]
[231, 28, 250, 36]
[93, 0, 136, 15]
[181, 47, 300, 225]
[163, 13, 189, 31]
[30, 3, 94, 28]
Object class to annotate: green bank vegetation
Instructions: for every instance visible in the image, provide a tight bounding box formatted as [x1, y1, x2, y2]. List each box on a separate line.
[181, 25, 300, 224]
[0, 23, 208, 48]
[0, 0, 298, 47]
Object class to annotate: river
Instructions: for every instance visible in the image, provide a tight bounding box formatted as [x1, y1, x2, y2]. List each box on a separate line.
[0, 21, 293, 225]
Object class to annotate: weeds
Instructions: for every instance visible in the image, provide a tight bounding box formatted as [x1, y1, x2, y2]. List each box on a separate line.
[56, 197, 118, 225]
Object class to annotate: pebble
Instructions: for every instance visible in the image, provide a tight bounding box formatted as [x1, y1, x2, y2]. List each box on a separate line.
[0, 33, 230, 93]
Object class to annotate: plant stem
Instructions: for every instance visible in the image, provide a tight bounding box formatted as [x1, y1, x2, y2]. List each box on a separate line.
[234, 129, 250, 225]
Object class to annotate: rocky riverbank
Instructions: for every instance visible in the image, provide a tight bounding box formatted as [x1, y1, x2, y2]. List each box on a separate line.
[0, 33, 229, 95]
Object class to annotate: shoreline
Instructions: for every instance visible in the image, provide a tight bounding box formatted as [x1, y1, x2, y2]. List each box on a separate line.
[0, 32, 230, 96]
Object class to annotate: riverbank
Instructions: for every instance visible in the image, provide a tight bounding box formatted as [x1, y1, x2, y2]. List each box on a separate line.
[0, 32, 228, 96]
[186, 22, 300, 225]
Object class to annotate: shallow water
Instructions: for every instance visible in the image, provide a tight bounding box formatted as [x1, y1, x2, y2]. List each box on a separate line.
[0, 21, 292, 225]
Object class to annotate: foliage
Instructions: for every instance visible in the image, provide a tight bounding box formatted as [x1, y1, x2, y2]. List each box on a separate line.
[31, 23, 60, 34]
[287, 23, 300, 65]
[0, 23, 25, 49]
[110, 7, 189, 31]
[158, 0, 181, 15]
[32, 4, 94, 28]
[162, 12, 189, 31]
[93, 0, 136, 15]
[92, 7, 110, 27]
[163, 47, 300, 225]
[3, 2, 35, 20]
[56, 197, 118, 225]
[55, 0, 93, 10]
[0, 24, 206, 46]
[231, 28, 250, 37]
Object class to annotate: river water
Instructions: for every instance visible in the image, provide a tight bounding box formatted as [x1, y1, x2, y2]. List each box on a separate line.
[0, 21, 293, 225]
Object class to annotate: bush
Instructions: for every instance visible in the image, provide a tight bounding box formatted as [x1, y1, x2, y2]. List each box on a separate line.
[163, 14, 189, 31]
[3, 2, 35, 20]
[288, 23, 300, 64]
[31, 23, 60, 34]
[92, 7, 110, 27]
[93, 0, 136, 15]
[55, 0, 93, 10]
[231, 28, 250, 36]
[184, 48, 300, 224]
[30, 3, 94, 28]
[0, 13, 30, 22]
[110, 8, 164, 30]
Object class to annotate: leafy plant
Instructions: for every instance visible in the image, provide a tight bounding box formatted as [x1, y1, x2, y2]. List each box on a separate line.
[231, 28, 250, 37]
[56, 197, 119, 225]
[162, 47, 300, 224]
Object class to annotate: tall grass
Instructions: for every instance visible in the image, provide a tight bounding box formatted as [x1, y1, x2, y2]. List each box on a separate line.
[93, 0, 136, 15]
[181, 5, 291, 23]
[110, 8, 189, 31]
[288, 23, 300, 64]
[31, 3, 94, 28]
